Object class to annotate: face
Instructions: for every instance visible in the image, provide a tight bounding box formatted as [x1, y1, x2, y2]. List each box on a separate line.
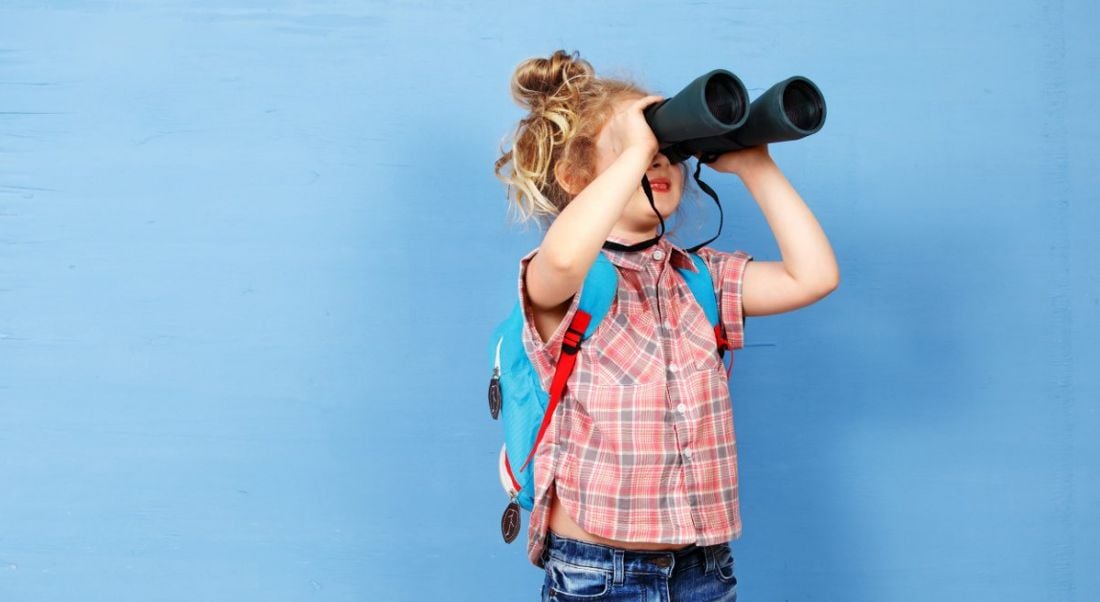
[592, 95, 685, 239]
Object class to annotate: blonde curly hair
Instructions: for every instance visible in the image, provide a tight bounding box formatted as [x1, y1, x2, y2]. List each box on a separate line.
[494, 49, 693, 233]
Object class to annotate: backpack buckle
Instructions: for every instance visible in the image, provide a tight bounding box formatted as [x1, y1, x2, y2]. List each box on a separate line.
[561, 326, 584, 355]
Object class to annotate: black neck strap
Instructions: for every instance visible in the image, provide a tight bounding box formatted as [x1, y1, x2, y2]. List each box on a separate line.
[683, 158, 724, 253]
[601, 174, 665, 252]
[600, 158, 724, 254]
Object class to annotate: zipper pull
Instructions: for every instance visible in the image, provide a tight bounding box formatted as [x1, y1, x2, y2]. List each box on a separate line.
[489, 337, 503, 419]
[488, 368, 501, 420]
[501, 495, 521, 543]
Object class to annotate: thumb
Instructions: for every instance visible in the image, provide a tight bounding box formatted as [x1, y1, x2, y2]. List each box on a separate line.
[635, 95, 664, 109]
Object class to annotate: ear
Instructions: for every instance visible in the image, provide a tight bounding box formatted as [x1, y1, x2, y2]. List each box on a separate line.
[553, 161, 580, 197]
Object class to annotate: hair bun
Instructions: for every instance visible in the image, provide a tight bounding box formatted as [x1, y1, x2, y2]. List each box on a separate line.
[510, 49, 595, 113]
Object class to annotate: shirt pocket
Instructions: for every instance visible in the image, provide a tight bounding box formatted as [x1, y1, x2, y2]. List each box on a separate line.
[673, 295, 727, 375]
[691, 345, 725, 373]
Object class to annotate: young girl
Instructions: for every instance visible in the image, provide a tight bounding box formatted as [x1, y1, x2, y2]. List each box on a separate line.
[495, 49, 839, 601]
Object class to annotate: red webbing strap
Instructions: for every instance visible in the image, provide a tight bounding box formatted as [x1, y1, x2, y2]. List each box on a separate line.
[519, 309, 592, 473]
[503, 451, 521, 492]
[714, 323, 733, 381]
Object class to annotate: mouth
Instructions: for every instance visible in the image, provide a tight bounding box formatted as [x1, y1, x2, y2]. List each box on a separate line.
[649, 178, 671, 193]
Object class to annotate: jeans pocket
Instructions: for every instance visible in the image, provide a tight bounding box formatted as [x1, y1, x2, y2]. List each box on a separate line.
[544, 555, 612, 600]
[712, 543, 738, 585]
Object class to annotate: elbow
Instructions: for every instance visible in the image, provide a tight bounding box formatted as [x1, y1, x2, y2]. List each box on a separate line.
[808, 271, 840, 298]
[542, 247, 594, 281]
[820, 260, 841, 292]
[542, 248, 579, 276]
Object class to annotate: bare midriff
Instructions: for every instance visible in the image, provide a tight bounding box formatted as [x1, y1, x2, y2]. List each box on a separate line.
[548, 484, 692, 551]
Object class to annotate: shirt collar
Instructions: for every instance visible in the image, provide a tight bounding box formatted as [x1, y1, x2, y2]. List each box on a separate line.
[601, 233, 699, 273]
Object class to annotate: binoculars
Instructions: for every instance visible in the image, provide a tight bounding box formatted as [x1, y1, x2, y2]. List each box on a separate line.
[643, 69, 826, 164]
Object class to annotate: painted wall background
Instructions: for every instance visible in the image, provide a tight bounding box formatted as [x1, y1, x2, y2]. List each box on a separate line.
[1, 1, 1097, 600]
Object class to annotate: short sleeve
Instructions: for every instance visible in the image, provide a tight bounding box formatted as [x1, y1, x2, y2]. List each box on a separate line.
[694, 246, 754, 351]
[517, 246, 584, 387]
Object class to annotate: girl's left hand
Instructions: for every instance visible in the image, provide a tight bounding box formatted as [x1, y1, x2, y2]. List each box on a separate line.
[695, 143, 772, 176]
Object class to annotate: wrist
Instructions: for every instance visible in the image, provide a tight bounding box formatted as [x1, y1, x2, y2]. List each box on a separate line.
[737, 154, 778, 182]
[617, 144, 657, 169]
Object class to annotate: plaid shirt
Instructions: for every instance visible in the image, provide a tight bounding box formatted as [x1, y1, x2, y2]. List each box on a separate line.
[517, 233, 754, 568]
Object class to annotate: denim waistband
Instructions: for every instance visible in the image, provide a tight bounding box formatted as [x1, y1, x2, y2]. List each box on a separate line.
[542, 530, 726, 580]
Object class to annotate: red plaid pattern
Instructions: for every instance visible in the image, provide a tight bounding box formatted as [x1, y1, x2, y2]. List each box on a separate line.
[517, 233, 754, 568]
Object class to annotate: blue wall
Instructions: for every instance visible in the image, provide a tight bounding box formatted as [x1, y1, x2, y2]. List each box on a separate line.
[1, 1, 1097, 600]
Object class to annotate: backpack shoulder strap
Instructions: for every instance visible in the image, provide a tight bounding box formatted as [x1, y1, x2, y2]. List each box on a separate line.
[676, 252, 736, 379]
[517, 251, 619, 473]
[677, 253, 719, 327]
[575, 252, 619, 341]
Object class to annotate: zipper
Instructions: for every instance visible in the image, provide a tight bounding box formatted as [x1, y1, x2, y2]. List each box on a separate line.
[499, 443, 521, 497]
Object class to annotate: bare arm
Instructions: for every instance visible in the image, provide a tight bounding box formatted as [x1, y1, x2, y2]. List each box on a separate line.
[525, 93, 665, 312]
[526, 145, 654, 312]
[701, 145, 839, 317]
[737, 154, 840, 317]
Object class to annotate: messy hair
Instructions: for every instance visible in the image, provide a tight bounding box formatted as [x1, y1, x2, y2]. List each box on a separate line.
[494, 49, 695, 233]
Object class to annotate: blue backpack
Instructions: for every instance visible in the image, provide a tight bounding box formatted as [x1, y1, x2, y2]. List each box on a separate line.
[486, 248, 736, 543]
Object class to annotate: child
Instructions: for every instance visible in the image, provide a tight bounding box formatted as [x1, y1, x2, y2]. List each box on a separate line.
[494, 49, 839, 601]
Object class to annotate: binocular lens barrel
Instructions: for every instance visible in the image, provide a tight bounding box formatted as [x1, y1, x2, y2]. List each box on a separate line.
[643, 69, 749, 145]
[646, 72, 827, 164]
[703, 73, 748, 128]
[728, 76, 826, 149]
[781, 78, 826, 133]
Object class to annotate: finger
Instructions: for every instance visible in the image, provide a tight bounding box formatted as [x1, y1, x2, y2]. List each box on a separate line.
[633, 95, 664, 109]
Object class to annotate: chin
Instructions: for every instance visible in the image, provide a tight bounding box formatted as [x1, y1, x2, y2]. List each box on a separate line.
[656, 198, 682, 217]
[634, 191, 681, 218]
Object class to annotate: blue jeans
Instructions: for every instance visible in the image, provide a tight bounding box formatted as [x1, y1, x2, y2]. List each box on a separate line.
[539, 530, 738, 601]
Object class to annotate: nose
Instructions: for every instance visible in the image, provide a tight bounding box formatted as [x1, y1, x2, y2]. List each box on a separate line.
[649, 153, 670, 169]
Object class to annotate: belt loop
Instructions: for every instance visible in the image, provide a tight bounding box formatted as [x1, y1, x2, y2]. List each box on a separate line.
[703, 544, 717, 575]
[613, 549, 625, 585]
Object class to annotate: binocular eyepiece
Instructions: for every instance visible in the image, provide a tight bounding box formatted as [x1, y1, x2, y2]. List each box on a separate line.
[642, 69, 827, 164]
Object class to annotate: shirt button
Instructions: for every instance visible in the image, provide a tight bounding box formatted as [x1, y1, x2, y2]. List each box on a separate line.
[652, 249, 665, 261]
[677, 403, 687, 414]
[683, 447, 693, 459]
[668, 362, 678, 373]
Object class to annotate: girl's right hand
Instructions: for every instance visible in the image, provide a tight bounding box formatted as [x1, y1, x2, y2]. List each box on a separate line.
[598, 95, 664, 160]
